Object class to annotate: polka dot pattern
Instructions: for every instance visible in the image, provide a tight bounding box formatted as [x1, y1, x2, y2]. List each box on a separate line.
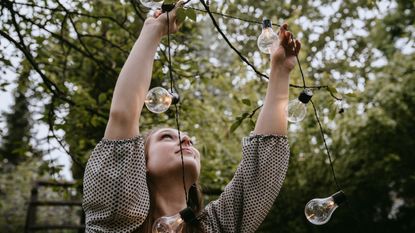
[82, 136, 149, 232]
[200, 133, 290, 233]
[82, 133, 290, 233]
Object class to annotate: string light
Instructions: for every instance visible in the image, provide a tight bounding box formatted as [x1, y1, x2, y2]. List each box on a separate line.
[286, 89, 313, 123]
[152, 207, 197, 233]
[145, 87, 180, 114]
[257, 19, 279, 54]
[305, 191, 346, 225]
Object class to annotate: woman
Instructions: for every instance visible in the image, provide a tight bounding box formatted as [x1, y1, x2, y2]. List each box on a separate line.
[82, 2, 301, 232]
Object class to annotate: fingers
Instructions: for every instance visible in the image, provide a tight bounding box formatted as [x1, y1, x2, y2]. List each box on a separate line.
[294, 40, 301, 56]
[278, 23, 287, 43]
[279, 23, 301, 56]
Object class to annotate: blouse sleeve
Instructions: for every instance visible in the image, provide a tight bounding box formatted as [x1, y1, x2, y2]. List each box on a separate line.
[82, 135, 149, 232]
[200, 133, 290, 233]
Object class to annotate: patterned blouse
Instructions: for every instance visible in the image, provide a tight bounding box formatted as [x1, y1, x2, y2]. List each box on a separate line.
[82, 133, 290, 232]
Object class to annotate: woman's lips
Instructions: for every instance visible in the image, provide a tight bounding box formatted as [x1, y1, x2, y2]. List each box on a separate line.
[176, 148, 193, 154]
[175, 148, 196, 158]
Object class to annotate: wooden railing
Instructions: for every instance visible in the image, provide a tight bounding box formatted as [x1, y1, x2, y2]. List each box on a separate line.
[24, 180, 85, 233]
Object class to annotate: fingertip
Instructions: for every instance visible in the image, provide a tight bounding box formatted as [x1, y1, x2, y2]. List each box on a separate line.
[295, 40, 301, 54]
[154, 10, 162, 18]
[282, 23, 288, 30]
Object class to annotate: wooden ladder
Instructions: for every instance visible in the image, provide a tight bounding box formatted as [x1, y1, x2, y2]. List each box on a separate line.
[24, 180, 85, 233]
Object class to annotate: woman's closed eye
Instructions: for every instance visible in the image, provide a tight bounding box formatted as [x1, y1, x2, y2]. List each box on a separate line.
[161, 133, 174, 140]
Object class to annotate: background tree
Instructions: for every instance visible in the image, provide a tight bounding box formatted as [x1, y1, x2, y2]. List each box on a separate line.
[0, 64, 42, 165]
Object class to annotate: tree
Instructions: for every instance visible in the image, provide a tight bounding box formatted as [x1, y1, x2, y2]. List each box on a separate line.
[0, 66, 41, 165]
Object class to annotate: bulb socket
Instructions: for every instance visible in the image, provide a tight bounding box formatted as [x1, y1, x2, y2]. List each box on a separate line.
[161, 3, 175, 12]
[298, 89, 313, 104]
[262, 19, 272, 29]
[170, 92, 180, 105]
[331, 190, 346, 206]
[180, 207, 198, 224]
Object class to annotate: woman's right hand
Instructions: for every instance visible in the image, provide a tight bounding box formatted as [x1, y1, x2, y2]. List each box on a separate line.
[144, 0, 184, 37]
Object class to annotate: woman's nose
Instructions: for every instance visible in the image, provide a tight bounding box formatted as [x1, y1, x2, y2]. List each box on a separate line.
[180, 135, 191, 146]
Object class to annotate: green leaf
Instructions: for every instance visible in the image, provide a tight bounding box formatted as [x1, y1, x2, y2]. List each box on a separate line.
[241, 112, 249, 119]
[242, 98, 251, 106]
[328, 85, 338, 94]
[248, 119, 256, 130]
[0, 57, 12, 66]
[186, 8, 196, 21]
[176, 8, 186, 24]
[0, 82, 10, 91]
[98, 93, 107, 104]
[345, 93, 357, 98]
[329, 107, 337, 121]
[230, 119, 242, 133]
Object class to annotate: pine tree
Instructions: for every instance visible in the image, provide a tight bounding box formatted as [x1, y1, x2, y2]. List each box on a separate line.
[0, 73, 40, 166]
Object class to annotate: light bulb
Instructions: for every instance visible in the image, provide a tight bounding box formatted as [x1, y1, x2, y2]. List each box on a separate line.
[145, 87, 179, 114]
[257, 19, 279, 54]
[152, 213, 184, 233]
[152, 208, 197, 233]
[304, 190, 346, 225]
[140, 0, 164, 9]
[286, 89, 313, 123]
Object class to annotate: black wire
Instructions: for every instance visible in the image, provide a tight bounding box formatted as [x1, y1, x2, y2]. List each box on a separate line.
[296, 55, 307, 88]
[167, 11, 189, 203]
[185, 6, 281, 27]
[310, 99, 342, 191]
[199, 0, 269, 80]
[294, 38, 342, 191]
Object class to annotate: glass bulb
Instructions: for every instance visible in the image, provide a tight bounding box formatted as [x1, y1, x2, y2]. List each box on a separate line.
[145, 87, 173, 114]
[305, 191, 346, 225]
[257, 19, 279, 54]
[152, 213, 184, 233]
[140, 0, 164, 9]
[286, 99, 307, 123]
[286, 89, 313, 123]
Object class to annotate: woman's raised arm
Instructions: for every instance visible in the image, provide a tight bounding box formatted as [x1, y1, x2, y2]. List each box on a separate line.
[254, 24, 301, 136]
[104, 4, 182, 140]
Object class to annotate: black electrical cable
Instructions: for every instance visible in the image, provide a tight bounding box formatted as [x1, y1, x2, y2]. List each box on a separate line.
[166, 11, 189, 203]
[199, 0, 269, 80]
[310, 99, 342, 191]
[185, 6, 281, 27]
[294, 36, 342, 191]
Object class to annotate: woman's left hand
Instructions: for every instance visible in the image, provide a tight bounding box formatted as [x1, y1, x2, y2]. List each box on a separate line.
[271, 23, 301, 73]
[144, 0, 185, 37]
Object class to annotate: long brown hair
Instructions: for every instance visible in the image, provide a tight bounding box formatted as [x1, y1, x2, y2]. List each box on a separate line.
[139, 128, 204, 233]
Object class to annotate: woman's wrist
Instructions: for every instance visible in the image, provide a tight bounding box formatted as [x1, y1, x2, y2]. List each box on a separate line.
[271, 64, 292, 77]
[142, 20, 164, 39]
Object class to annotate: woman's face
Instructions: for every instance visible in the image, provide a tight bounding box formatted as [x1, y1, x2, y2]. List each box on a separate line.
[146, 128, 201, 183]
